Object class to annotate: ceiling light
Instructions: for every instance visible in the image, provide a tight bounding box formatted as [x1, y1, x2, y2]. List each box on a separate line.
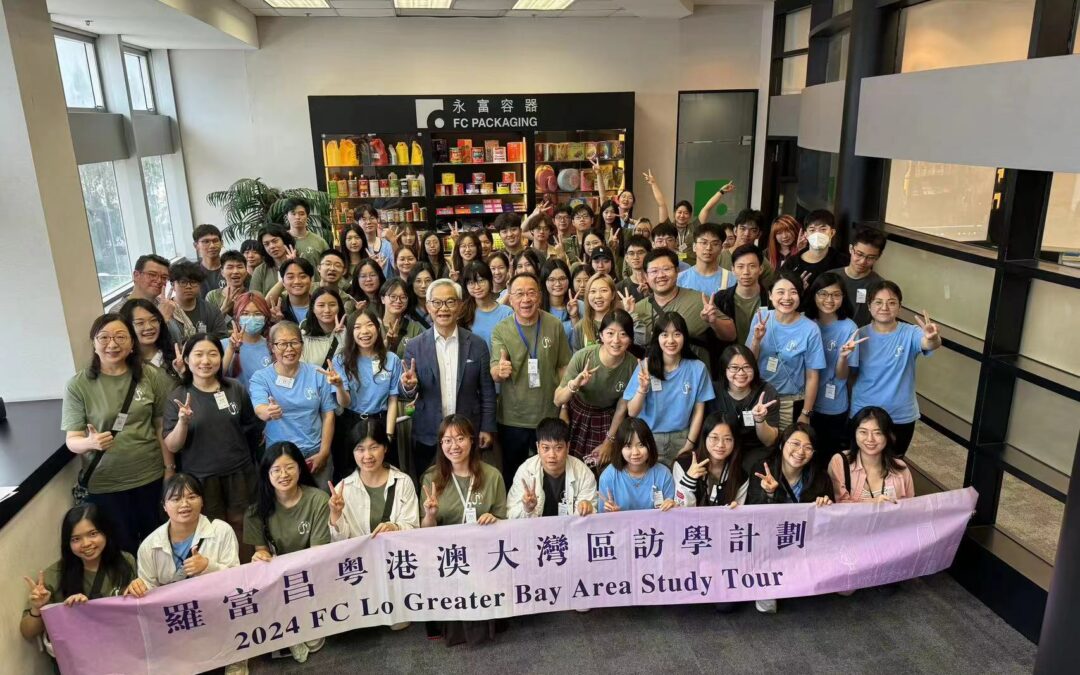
[394, 0, 455, 8]
[512, 0, 575, 9]
[265, 0, 330, 8]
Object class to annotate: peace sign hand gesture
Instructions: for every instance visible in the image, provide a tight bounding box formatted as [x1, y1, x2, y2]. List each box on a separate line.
[588, 155, 601, 172]
[914, 309, 940, 342]
[172, 344, 187, 377]
[284, 245, 298, 261]
[642, 169, 656, 186]
[422, 483, 440, 519]
[332, 313, 347, 335]
[686, 452, 710, 480]
[796, 229, 808, 253]
[448, 222, 461, 240]
[754, 462, 779, 495]
[400, 358, 418, 391]
[700, 292, 719, 323]
[24, 570, 50, 610]
[567, 290, 580, 321]
[573, 356, 600, 391]
[637, 359, 651, 392]
[269, 297, 284, 323]
[328, 480, 345, 525]
[752, 309, 768, 343]
[317, 363, 343, 388]
[229, 321, 243, 349]
[839, 329, 869, 359]
[173, 393, 193, 422]
[750, 392, 777, 423]
[618, 288, 636, 314]
[521, 479, 539, 513]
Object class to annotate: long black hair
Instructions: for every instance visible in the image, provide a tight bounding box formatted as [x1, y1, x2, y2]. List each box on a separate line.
[303, 286, 346, 337]
[406, 262, 436, 328]
[459, 260, 495, 329]
[540, 257, 572, 311]
[646, 311, 698, 381]
[253, 442, 317, 524]
[677, 412, 746, 506]
[87, 313, 143, 382]
[342, 306, 389, 382]
[179, 333, 224, 386]
[338, 223, 371, 266]
[256, 224, 295, 270]
[119, 299, 177, 377]
[847, 406, 907, 473]
[804, 271, 853, 320]
[420, 231, 447, 277]
[349, 258, 386, 310]
[58, 504, 134, 598]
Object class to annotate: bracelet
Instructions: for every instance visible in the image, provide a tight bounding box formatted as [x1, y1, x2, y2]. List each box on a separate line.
[567, 382, 579, 394]
[28, 609, 42, 618]
[686, 438, 698, 446]
[165, 464, 177, 471]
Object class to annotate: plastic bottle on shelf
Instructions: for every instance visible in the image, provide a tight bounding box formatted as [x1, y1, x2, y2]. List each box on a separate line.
[388, 143, 399, 165]
[347, 172, 358, 198]
[411, 141, 423, 165]
[337, 177, 348, 198]
[327, 175, 339, 199]
[396, 142, 410, 166]
[417, 174, 426, 196]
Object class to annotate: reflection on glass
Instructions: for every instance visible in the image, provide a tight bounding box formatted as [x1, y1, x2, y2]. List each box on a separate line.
[54, 36, 102, 109]
[1006, 379, 1080, 477]
[826, 31, 849, 83]
[78, 162, 131, 298]
[885, 160, 996, 243]
[914, 346, 980, 423]
[783, 7, 811, 52]
[997, 473, 1064, 564]
[1019, 280, 1080, 374]
[900, 0, 1034, 73]
[141, 156, 175, 259]
[1044, 173, 1080, 253]
[124, 52, 155, 112]
[874, 241, 993, 339]
[780, 54, 808, 96]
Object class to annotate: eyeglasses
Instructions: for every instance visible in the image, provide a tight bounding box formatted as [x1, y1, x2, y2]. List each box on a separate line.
[785, 440, 815, 455]
[273, 340, 302, 350]
[269, 465, 299, 478]
[510, 290, 540, 300]
[428, 299, 460, 310]
[851, 249, 880, 262]
[174, 280, 200, 288]
[726, 365, 753, 375]
[95, 334, 131, 346]
[133, 318, 160, 330]
[165, 493, 203, 505]
[138, 271, 168, 281]
[815, 291, 843, 300]
[440, 435, 470, 448]
[321, 261, 345, 271]
[870, 300, 899, 309]
[385, 294, 408, 303]
[465, 279, 487, 286]
[695, 239, 721, 248]
[647, 267, 675, 276]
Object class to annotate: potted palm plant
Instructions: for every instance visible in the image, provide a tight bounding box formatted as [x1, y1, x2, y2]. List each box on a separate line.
[207, 178, 333, 244]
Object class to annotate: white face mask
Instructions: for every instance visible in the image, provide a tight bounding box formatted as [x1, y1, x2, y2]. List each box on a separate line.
[807, 232, 832, 250]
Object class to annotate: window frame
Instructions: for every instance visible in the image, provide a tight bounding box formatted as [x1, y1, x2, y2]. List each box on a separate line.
[52, 29, 105, 111]
[122, 46, 156, 113]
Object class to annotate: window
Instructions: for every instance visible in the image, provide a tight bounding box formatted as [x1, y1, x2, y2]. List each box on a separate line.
[783, 8, 811, 52]
[885, 161, 998, 244]
[780, 55, 808, 95]
[1043, 172, 1080, 255]
[124, 50, 155, 112]
[78, 162, 131, 298]
[141, 156, 176, 259]
[898, 0, 1034, 73]
[53, 34, 103, 109]
[825, 31, 849, 83]
[778, 7, 811, 95]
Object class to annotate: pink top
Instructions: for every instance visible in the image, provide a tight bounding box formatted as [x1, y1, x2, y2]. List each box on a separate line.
[828, 452, 915, 503]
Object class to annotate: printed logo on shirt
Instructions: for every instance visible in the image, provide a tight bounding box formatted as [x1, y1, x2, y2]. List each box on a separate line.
[542, 337, 552, 349]
[229, 402, 240, 416]
[615, 380, 625, 392]
[134, 386, 148, 403]
[894, 346, 905, 359]
[298, 520, 310, 535]
[683, 381, 692, 395]
[305, 387, 317, 400]
[785, 339, 799, 352]
[260, 356, 272, 367]
[375, 370, 390, 383]
[827, 339, 838, 352]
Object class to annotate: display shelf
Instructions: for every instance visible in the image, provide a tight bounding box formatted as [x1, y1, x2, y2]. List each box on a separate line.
[432, 161, 525, 167]
[537, 159, 624, 164]
[332, 195, 427, 200]
[434, 211, 524, 218]
[325, 164, 422, 170]
[433, 193, 525, 199]
[535, 189, 620, 195]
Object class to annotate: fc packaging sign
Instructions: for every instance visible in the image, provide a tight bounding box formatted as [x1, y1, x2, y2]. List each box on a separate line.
[416, 96, 542, 130]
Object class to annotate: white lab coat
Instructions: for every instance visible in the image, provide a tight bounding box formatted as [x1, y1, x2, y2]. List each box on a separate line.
[329, 466, 419, 541]
[136, 515, 239, 589]
[507, 454, 598, 519]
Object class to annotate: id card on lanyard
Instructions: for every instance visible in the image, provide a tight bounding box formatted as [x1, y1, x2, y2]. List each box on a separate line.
[452, 475, 477, 524]
[515, 318, 542, 389]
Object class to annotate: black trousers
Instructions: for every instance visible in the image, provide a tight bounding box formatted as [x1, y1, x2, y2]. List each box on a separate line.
[893, 420, 916, 456]
[810, 411, 849, 470]
[87, 480, 164, 555]
[497, 424, 537, 485]
[412, 441, 439, 484]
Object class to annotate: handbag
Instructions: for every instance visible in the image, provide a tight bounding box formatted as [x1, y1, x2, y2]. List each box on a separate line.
[72, 375, 139, 504]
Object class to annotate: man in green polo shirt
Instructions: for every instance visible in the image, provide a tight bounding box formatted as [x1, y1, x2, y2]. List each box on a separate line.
[490, 273, 571, 483]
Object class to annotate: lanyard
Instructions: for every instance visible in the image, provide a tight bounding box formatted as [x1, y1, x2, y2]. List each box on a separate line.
[865, 475, 886, 498]
[451, 474, 475, 524]
[514, 317, 541, 359]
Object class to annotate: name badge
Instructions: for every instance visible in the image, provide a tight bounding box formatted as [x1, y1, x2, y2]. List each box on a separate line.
[742, 410, 756, 427]
[558, 500, 571, 517]
[527, 358, 541, 389]
[463, 506, 478, 524]
[275, 375, 295, 389]
[196, 321, 207, 333]
[856, 288, 867, 304]
[214, 391, 230, 410]
[824, 383, 837, 400]
[112, 413, 128, 432]
[766, 356, 779, 373]
[650, 377, 663, 392]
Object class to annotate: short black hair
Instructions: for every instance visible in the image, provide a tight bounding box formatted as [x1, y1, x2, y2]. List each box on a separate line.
[674, 200, 693, 214]
[554, 204, 574, 217]
[536, 417, 571, 445]
[220, 250, 245, 266]
[283, 197, 311, 214]
[651, 222, 677, 240]
[625, 234, 652, 252]
[240, 239, 261, 254]
[805, 209, 835, 230]
[279, 257, 315, 279]
[134, 253, 170, 272]
[169, 260, 206, 283]
[494, 213, 521, 232]
[734, 209, 764, 229]
[644, 248, 679, 271]
[852, 226, 888, 253]
[731, 243, 763, 265]
[695, 222, 724, 240]
[319, 247, 347, 265]
[192, 224, 221, 243]
[867, 279, 902, 305]
[572, 204, 595, 219]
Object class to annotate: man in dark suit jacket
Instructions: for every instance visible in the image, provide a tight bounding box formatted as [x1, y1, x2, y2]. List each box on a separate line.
[401, 279, 496, 478]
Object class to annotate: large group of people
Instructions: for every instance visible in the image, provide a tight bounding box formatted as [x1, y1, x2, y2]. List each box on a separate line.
[25, 180, 943, 670]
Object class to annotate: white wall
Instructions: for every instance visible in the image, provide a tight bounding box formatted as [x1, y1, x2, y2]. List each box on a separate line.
[171, 5, 772, 228]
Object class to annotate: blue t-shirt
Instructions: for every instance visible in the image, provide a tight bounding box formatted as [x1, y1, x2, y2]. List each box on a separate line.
[170, 533, 195, 572]
[236, 338, 273, 388]
[548, 306, 574, 344]
[470, 304, 514, 348]
[332, 351, 403, 415]
[622, 358, 715, 433]
[597, 463, 675, 512]
[291, 304, 308, 326]
[745, 312, 826, 397]
[814, 318, 860, 416]
[677, 267, 736, 296]
[248, 362, 337, 456]
[850, 322, 930, 424]
[375, 239, 395, 278]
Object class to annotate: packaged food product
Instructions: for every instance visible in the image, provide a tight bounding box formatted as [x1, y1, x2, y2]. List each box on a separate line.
[568, 143, 584, 160]
[324, 140, 340, 166]
[339, 138, 358, 166]
[473, 173, 486, 184]
[442, 173, 456, 186]
[507, 141, 525, 163]
[493, 147, 507, 162]
[449, 147, 463, 164]
[501, 171, 516, 183]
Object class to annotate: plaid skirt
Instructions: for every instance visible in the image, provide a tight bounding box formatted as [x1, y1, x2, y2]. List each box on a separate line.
[567, 396, 614, 468]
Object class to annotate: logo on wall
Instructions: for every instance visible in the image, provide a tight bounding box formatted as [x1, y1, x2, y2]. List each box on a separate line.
[415, 96, 541, 131]
[415, 98, 445, 129]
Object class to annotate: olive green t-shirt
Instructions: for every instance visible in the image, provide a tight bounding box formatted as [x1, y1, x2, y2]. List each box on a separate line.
[61, 366, 173, 493]
[632, 288, 718, 366]
[422, 462, 507, 526]
[560, 344, 636, 408]
[243, 485, 331, 555]
[248, 263, 279, 297]
[719, 249, 776, 288]
[733, 290, 763, 346]
[490, 311, 571, 427]
[393, 318, 426, 359]
[293, 231, 330, 266]
[26, 552, 136, 610]
[365, 482, 387, 533]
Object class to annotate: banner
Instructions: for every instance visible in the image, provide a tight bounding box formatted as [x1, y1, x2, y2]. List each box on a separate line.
[44, 488, 976, 675]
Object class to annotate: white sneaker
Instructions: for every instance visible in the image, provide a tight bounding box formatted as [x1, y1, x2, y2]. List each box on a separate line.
[289, 642, 310, 663]
[305, 637, 325, 653]
[755, 599, 778, 614]
[223, 662, 249, 675]
[390, 621, 411, 631]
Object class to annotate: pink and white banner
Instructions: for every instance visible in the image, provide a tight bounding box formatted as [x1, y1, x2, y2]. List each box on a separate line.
[44, 488, 976, 675]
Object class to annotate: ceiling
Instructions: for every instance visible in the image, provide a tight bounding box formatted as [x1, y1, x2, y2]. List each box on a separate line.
[235, 0, 767, 20]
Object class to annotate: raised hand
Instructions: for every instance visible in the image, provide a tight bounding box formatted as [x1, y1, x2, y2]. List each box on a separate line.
[373, 253, 388, 270]
[496, 349, 513, 381]
[399, 358, 418, 392]
[617, 288, 636, 314]
[269, 297, 284, 323]
[637, 359, 650, 393]
[589, 155, 601, 172]
[720, 181, 736, 195]
[750, 392, 777, 423]
[839, 329, 869, 359]
[333, 314, 347, 335]
[521, 478, 538, 513]
[602, 489, 620, 513]
[567, 290, 580, 321]
[354, 300, 368, 316]
[317, 363, 343, 388]
[448, 259, 459, 282]
[383, 227, 400, 246]
[752, 309, 768, 342]
[686, 452, 710, 480]
[85, 423, 114, 451]
[182, 545, 209, 577]
[796, 228, 808, 253]
[642, 169, 656, 186]
[229, 320, 243, 349]
[24, 570, 50, 610]
[700, 292, 718, 323]
[157, 289, 176, 322]
[328, 480, 345, 524]
[265, 396, 283, 420]
[754, 462, 779, 495]
[173, 393, 193, 422]
[284, 245, 298, 261]
[448, 222, 460, 240]
[422, 483, 440, 519]
[573, 356, 600, 391]
[914, 309, 940, 342]
[172, 344, 186, 376]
